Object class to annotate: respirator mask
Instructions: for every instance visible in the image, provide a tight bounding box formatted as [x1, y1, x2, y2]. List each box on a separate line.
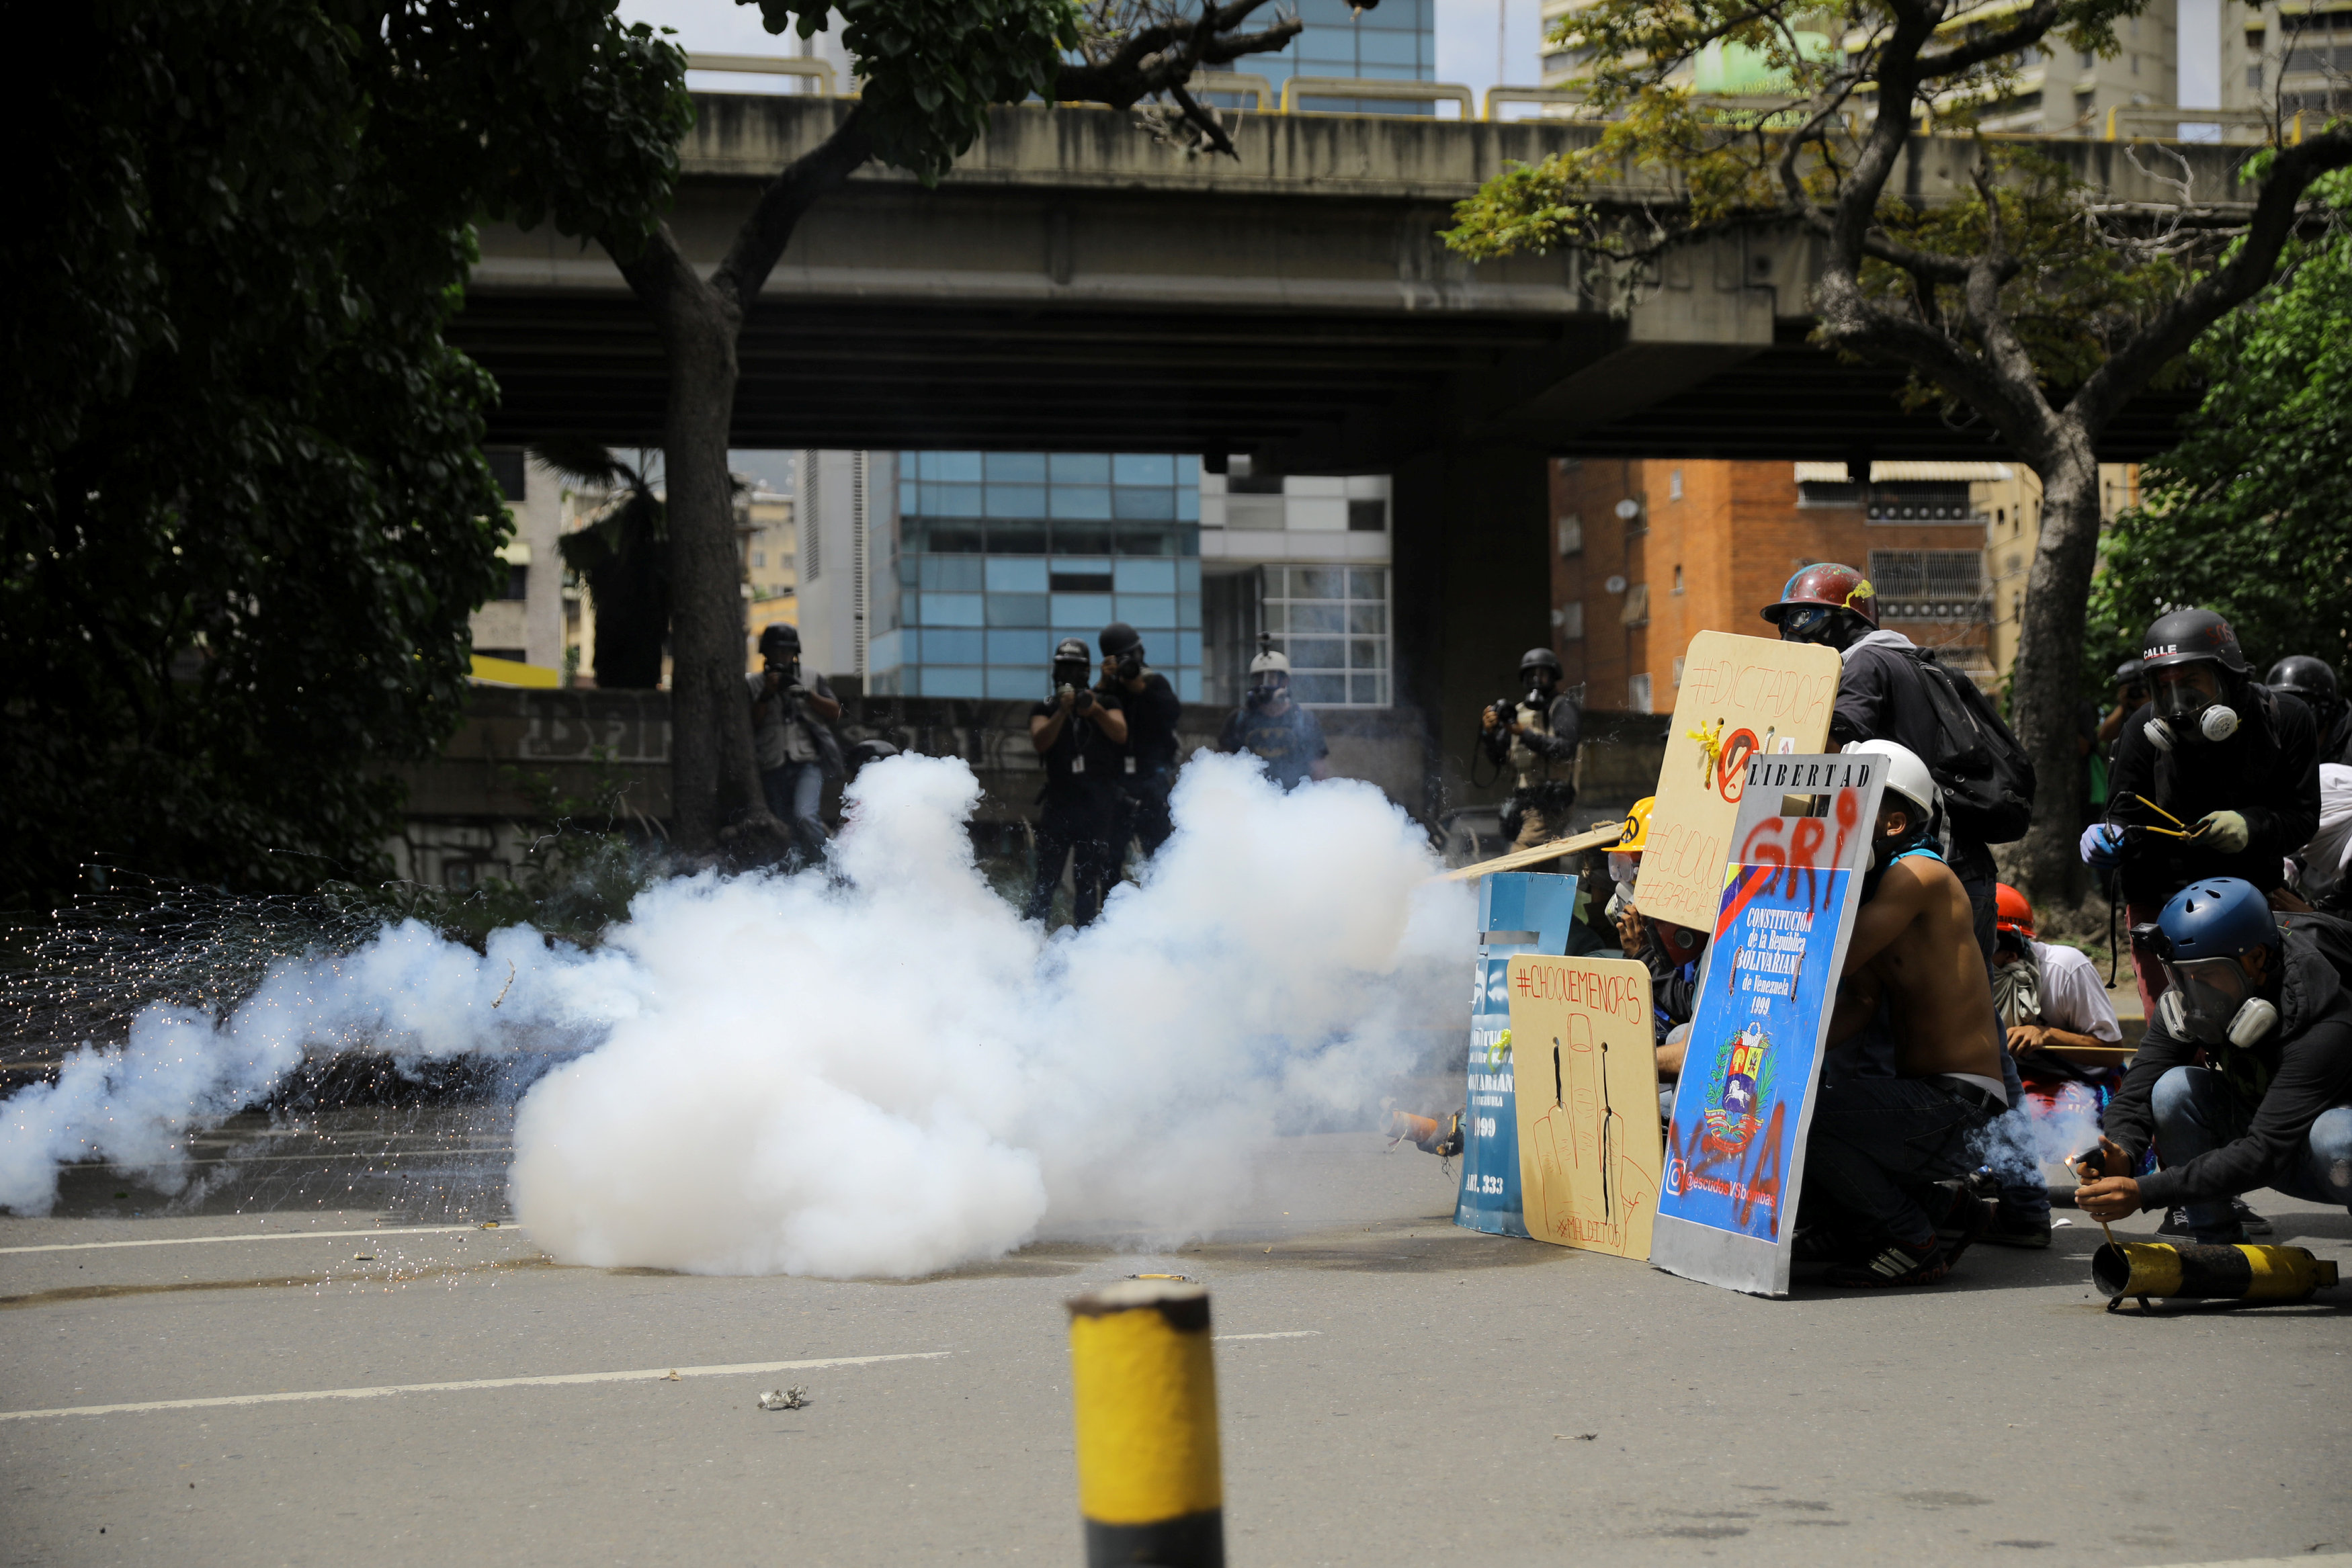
[1246, 677, 1284, 711]
[1053, 660, 1091, 696]
[2154, 951, 2279, 1048]
[2142, 667, 2240, 752]
[1607, 851, 1640, 888]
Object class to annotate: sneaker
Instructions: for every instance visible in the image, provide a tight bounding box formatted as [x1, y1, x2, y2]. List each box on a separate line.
[1826, 1236, 1951, 1289]
[1793, 1225, 1863, 1265]
[2232, 1198, 2273, 1236]
[2154, 1206, 2246, 1246]
[1980, 1207, 2053, 1249]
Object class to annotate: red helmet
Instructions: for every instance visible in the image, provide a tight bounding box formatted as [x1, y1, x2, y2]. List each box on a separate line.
[1761, 563, 1879, 634]
[1994, 883, 2034, 937]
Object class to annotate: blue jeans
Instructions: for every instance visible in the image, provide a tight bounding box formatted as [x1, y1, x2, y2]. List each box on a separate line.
[761, 760, 828, 867]
[2152, 1065, 2352, 1240]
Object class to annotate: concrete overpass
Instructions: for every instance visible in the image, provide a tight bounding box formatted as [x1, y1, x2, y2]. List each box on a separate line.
[455, 95, 2240, 813]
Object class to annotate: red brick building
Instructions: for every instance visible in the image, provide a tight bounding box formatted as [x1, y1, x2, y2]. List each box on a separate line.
[1550, 459, 1997, 713]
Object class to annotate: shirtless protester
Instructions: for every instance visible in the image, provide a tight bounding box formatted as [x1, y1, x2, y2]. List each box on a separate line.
[1801, 740, 2008, 1287]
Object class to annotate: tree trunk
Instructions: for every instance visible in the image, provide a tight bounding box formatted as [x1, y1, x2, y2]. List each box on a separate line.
[655, 281, 755, 854]
[2007, 434, 2104, 904]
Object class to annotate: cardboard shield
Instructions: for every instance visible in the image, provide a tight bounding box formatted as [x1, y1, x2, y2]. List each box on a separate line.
[1507, 955, 1661, 1259]
[1456, 871, 1580, 1239]
[1650, 752, 1888, 1297]
[1632, 632, 1841, 936]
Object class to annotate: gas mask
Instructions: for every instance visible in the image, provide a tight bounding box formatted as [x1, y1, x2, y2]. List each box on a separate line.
[1053, 660, 1091, 695]
[2154, 952, 2279, 1048]
[2142, 666, 2240, 752]
[1607, 851, 1640, 888]
[1246, 676, 1286, 711]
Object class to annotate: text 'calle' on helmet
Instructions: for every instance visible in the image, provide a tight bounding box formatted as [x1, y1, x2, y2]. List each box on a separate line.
[2140, 608, 2250, 675]
[1843, 738, 1940, 824]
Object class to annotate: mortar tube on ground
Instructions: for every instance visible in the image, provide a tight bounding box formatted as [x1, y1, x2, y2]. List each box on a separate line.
[1066, 1279, 1224, 1568]
[2093, 1240, 2341, 1305]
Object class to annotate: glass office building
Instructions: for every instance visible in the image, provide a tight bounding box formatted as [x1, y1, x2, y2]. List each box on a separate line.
[1233, 0, 1438, 107]
[869, 453, 1204, 701]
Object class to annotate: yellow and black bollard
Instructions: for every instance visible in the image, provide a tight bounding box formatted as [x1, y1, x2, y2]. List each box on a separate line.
[2094, 1240, 2340, 1311]
[1066, 1280, 1224, 1567]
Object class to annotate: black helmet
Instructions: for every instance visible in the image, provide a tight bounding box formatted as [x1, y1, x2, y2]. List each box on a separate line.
[2113, 656, 2144, 684]
[1520, 647, 1563, 682]
[1099, 621, 1142, 657]
[758, 622, 800, 654]
[1052, 637, 1090, 669]
[2267, 654, 2339, 704]
[2141, 608, 2249, 675]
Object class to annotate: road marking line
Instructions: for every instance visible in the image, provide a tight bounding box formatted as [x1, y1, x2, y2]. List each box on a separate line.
[0, 1225, 521, 1256]
[0, 1351, 949, 1422]
[1214, 1331, 1319, 1341]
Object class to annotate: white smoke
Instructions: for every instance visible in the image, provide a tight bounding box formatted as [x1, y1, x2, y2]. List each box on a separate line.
[1, 753, 1470, 1278]
[1972, 1079, 2108, 1181]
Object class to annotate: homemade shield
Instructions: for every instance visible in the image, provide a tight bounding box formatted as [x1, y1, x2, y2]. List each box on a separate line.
[1632, 632, 1841, 936]
[1456, 871, 1579, 1239]
[1650, 752, 1886, 1297]
[1507, 955, 1661, 1259]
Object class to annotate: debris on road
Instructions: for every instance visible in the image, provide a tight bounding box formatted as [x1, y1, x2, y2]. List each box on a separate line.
[663, 1369, 680, 1382]
[758, 1387, 808, 1411]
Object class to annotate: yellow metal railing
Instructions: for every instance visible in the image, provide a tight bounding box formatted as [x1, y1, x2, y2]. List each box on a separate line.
[1278, 75, 1476, 118]
[1189, 71, 1275, 111]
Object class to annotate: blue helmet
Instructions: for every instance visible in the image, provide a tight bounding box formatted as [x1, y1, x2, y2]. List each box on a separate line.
[2157, 878, 2278, 961]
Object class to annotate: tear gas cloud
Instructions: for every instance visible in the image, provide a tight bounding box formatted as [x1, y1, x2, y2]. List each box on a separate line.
[1974, 1081, 2107, 1178]
[0, 754, 1471, 1277]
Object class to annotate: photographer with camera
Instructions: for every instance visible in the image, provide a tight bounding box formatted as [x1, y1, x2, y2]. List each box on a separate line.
[1479, 648, 1581, 848]
[1097, 621, 1183, 859]
[1027, 636, 1129, 927]
[1214, 639, 1330, 791]
[746, 622, 843, 868]
[2095, 658, 2148, 763]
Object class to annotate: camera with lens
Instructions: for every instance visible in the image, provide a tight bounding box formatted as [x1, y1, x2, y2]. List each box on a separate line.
[1115, 650, 1144, 683]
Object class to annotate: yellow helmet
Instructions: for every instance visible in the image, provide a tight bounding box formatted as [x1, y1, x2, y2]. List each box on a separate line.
[1618, 797, 1655, 853]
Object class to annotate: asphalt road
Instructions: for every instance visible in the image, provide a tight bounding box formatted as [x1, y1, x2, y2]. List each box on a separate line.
[3, 1117, 2347, 1567]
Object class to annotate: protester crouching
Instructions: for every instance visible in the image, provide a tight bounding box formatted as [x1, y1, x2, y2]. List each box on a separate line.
[2075, 879, 2352, 1245]
[1800, 740, 2009, 1287]
[747, 623, 843, 868]
[1027, 637, 1128, 928]
[2083, 609, 2322, 1015]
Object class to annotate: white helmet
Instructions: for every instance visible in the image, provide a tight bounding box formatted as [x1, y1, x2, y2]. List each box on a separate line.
[1249, 645, 1292, 677]
[1843, 739, 1939, 823]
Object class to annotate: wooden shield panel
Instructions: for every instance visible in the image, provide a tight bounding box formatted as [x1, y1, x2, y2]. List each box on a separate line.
[1507, 955, 1661, 1260]
[1630, 631, 1841, 936]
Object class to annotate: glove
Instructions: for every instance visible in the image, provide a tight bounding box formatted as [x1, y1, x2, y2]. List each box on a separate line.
[2078, 823, 2126, 867]
[2192, 810, 2250, 853]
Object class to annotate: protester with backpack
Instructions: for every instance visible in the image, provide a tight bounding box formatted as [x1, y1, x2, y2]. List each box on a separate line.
[1766, 562, 2049, 1242]
[2081, 609, 2323, 1015]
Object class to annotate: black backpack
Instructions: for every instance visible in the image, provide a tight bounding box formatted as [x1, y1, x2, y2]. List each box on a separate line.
[1901, 649, 2038, 844]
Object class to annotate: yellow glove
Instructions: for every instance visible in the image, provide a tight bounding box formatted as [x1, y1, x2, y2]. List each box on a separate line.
[2193, 810, 2250, 853]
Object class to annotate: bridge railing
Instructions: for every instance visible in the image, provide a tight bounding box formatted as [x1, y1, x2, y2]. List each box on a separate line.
[1277, 75, 1476, 118]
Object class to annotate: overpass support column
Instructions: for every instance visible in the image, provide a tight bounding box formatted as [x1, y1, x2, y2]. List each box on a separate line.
[1390, 443, 1554, 833]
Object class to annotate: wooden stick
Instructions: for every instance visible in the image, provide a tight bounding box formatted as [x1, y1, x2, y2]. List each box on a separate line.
[1440, 822, 1626, 882]
[2066, 1157, 2119, 1250]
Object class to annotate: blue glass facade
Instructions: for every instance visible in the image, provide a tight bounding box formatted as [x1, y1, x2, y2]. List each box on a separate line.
[1222, 0, 1437, 110]
[872, 453, 1204, 701]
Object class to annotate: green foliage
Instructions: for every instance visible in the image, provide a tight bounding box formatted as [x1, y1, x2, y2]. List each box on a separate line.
[2089, 174, 2352, 678]
[747, 0, 1082, 183]
[1, 1, 687, 910]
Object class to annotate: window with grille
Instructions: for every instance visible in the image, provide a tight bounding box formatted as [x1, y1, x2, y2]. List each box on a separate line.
[1868, 550, 1987, 619]
[1263, 565, 1388, 707]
